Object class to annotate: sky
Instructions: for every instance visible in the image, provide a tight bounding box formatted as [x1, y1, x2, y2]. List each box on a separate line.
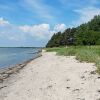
[0, 0, 100, 47]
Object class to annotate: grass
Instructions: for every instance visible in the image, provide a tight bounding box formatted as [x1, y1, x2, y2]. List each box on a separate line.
[45, 46, 100, 74]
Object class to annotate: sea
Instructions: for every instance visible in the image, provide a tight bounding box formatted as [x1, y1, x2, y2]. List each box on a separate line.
[0, 47, 41, 69]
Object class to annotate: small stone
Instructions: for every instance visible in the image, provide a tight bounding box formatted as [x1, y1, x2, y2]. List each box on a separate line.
[90, 71, 96, 74]
[81, 99, 85, 100]
[19, 64, 26, 68]
[97, 77, 100, 79]
[84, 71, 87, 73]
[16, 66, 22, 69]
[2, 74, 9, 79]
[47, 85, 52, 89]
[73, 89, 80, 92]
[0, 86, 7, 90]
[97, 90, 100, 93]
[81, 76, 85, 79]
[13, 68, 19, 73]
[81, 83, 84, 84]
[66, 87, 70, 89]
[8, 68, 13, 70]
[5, 70, 13, 74]
[66, 79, 70, 81]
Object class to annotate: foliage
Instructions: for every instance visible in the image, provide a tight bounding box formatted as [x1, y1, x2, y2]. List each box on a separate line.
[46, 15, 100, 47]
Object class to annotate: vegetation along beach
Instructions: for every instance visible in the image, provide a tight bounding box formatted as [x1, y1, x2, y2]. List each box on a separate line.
[46, 15, 100, 73]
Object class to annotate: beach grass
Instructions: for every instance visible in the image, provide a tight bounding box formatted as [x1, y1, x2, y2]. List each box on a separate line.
[45, 46, 100, 74]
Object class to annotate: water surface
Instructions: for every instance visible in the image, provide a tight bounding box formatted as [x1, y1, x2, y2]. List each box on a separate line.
[0, 47, 41, 68]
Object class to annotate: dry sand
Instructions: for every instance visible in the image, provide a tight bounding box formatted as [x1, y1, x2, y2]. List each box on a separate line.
[0, 51, 100, 100]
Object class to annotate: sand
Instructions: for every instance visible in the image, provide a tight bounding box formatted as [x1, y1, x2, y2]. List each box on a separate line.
[0, 51, 100, 100]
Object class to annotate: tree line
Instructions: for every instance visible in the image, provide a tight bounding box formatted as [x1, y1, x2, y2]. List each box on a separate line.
[46, 15, 100, 47]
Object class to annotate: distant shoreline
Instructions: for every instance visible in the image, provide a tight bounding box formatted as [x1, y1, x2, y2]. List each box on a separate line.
[0, 47, 43, 48]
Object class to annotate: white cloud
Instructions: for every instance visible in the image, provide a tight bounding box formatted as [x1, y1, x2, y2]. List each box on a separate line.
[0, 17, 66, 42]
[72, 7, 100, 26]
[0, 17, 10, 26]
[0, 18, 26, 41]
[19, 25, 30, 33]
[19, 24, 51, 39]
[19, 23, 66, 39]
[54, 24, 66, 32]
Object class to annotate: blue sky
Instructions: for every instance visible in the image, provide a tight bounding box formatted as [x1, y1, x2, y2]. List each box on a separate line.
[0, 0, 100, 47]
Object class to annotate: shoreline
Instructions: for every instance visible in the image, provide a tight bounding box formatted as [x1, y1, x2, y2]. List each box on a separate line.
[0, 51, 100, 100]
[0, 51, 42, 84]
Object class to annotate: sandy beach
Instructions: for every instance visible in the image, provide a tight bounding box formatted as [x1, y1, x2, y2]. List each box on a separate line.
[0, 51, 100, 100]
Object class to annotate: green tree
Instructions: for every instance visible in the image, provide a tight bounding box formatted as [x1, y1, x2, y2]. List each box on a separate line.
[46, 15, 100, 47]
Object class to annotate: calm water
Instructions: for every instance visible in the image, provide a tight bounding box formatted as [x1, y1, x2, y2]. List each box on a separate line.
[0, 47, 41, 68]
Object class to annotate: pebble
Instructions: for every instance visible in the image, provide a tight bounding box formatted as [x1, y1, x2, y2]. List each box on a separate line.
[90, 71, 96, 74]
[66, 87, 70, 89]
[5, 70, 13, 74]
[81, 76, 85, 79]
[97, 90, 100, 93]
[73, 89, 80, 92]
[47, 85, 52, 89]
[0, 86, 7, 90]
[97, 77, 100, 79]
[66, 79, 70, 81]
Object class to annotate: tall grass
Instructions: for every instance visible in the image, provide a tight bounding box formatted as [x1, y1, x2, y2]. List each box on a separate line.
[45, 46, 100, 74]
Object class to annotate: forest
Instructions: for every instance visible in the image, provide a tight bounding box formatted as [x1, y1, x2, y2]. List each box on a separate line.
[46, 15, 100, 47]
